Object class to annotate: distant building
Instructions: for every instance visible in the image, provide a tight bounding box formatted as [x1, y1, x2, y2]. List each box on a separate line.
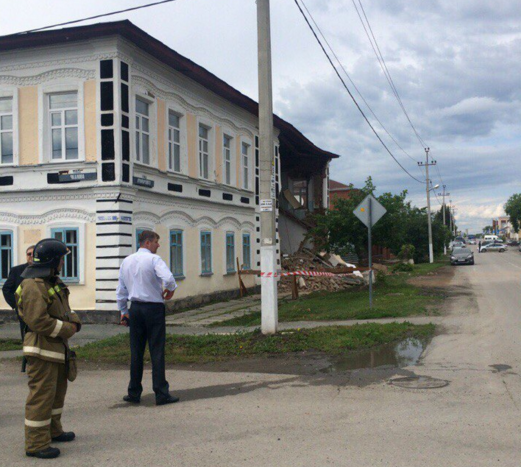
[0, 21, 339, 320]
[328, 180, 360, 209]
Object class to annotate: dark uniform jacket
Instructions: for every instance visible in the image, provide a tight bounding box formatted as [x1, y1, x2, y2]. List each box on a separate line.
[2, 263, 28, 310]
[16, 276, 81, 364]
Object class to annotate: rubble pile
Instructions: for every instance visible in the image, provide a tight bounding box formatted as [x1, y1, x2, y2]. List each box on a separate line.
[278, 249, 365, 293]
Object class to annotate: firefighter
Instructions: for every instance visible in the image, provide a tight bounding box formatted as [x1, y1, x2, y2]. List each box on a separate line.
[16, 238, 82, 459]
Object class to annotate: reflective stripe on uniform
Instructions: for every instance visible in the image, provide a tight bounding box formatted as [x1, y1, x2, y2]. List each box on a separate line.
[51, 408, 63, 416]
[50, 320, 63, 338]
[23, 346, 65, 361]
[48, 288, 56, 297]
[15, 285, 22, 305]
[25, 418, 51, 428]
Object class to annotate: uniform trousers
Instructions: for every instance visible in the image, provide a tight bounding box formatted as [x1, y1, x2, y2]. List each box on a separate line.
[25, 357, 67, 453]
[128, 301, 170, 402]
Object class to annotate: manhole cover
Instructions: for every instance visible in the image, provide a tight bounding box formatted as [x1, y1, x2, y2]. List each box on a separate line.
[389, 376, 449, 389]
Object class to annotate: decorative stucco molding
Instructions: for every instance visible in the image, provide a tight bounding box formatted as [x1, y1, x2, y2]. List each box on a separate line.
[0, 208, 95, 225]
[0, 68, 95, 86]
[133, 210, 255, 230]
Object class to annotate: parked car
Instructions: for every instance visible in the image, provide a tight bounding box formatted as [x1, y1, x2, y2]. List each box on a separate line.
[450, 247, 475, 265]
[507, 240, 520, 247]
[451, 241, 465, 250]
[468, 239, 476, 245]
[480, 243, 507, 253]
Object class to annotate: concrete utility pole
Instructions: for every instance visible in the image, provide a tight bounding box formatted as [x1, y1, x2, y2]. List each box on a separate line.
[418, 148, 436, 263]
[438, 185, 450, 255]
[257, 0, 278, 334]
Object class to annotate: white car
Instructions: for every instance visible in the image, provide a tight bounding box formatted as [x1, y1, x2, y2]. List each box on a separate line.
[468, 239, 476, 245]
[480, 243, 507, 253]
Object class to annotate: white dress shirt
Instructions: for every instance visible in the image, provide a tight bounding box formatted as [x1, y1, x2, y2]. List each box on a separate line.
[116, 248, 177, 314]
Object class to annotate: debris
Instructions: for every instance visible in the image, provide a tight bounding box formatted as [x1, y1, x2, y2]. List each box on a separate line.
[278, 249, 364, 294]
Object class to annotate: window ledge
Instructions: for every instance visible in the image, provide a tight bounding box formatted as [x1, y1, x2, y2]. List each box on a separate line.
[174, 275, 186, 281]
[224, 271, 236, 276]
[200, 272, 213, 277]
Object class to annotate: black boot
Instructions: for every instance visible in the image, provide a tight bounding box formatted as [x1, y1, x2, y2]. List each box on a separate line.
[123, 395, 141, 404]
[26, 447, 61, 459]
[52, 432, 75, 442]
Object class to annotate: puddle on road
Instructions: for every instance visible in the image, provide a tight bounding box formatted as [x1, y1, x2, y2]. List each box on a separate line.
[323, 337, 431, 373]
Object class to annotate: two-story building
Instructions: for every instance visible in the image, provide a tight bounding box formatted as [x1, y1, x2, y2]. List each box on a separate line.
[0, 21, 339, 321]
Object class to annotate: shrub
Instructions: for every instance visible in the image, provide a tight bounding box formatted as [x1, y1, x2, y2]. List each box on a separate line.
[398, 244, 415, 261]
[392, 262, 414, 273]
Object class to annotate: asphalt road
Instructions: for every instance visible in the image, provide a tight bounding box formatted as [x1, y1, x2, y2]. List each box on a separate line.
[1, 249, 520, 466]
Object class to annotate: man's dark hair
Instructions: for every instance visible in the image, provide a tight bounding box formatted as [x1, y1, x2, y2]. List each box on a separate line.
[139, 230, 160, 245]
[26, 245, 36, 253]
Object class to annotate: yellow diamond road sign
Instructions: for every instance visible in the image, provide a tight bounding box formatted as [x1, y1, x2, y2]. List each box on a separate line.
[354, 194, 386, 228]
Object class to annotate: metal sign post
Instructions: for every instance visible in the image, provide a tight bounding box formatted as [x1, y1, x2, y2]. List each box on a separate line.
[354, 195, 387, 308]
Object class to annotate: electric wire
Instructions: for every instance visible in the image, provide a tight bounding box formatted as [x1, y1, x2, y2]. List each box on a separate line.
[299, 0, 425, 179]
[1, 0, 178, 37]
[352, 0, 428, 149]
[293, 0, 423, 184]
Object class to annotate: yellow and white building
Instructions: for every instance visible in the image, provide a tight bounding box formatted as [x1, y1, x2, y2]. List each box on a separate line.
[0, 21, 338, 321]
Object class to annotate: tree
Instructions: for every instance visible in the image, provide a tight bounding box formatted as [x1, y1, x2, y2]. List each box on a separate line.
[312, 178, 451, 263]
[504, 194, 521, 233]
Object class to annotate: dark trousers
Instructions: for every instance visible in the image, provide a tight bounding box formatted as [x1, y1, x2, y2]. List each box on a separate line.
[128, 302, 170, 402]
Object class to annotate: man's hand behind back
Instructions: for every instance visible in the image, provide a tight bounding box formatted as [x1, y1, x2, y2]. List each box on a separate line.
[162, 289, 175, 301]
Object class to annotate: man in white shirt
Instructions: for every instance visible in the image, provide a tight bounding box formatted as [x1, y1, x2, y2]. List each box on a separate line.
[116, 230, 179, 405]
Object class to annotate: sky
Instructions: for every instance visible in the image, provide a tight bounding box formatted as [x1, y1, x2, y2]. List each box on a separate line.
[2, 0, 520, 233]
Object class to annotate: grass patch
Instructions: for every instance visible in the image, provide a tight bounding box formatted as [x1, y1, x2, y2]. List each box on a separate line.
[0, 339, 22, 351]
[216, 259, 448, 327]
[77, 323, 435, 364]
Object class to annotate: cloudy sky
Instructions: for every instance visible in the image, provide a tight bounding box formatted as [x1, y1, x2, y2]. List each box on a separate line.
[3, 0, 520, 232]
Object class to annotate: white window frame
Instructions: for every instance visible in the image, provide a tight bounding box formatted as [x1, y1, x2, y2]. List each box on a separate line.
[38, 82, 85, 164]
[48, 92, 80, 162]
[165, 102, 187, 175]
[0, 90, 17, 166]
[222, 132, 235, 186]
[45, 222, 85, 285]
[135, 96, 151, 166]
[198, 123, 210, 180]
[196, 117, 214, 182]
[241, 138, 252, 191]
[0, 224, 17, 284]
[168, 110, 182, 173]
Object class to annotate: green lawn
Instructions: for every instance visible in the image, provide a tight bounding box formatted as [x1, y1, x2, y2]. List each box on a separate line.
[0, 339, 22, 351]
[216, 259, 448, 327]
[77, 323, 435, 364]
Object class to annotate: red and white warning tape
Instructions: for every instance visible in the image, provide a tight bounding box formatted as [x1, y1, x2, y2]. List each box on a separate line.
[260, 269, 364, 278]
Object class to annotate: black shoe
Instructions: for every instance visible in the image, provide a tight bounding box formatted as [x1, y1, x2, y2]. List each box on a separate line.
[123, 395, 141, 404]
[52, 431, 75, 442]
[156, 395, 180, 406]
[26, 447, 61, 459]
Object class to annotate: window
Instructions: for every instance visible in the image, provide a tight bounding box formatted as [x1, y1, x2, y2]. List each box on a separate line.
[198, 125, 210, 179]
[200, 231, 212, 274]
[293, 179, 308, 208]
[136, 228, 145, 251]
[170, 230, 183, 277]
[49, 93, 78, 161]
[135, 98, 150, 165]
[0, 97, 13, 165]
[51, 228, 79, 282]
[168, 111, 181, 172]
[242, 233, 251, 270]
[0, 231, 13, 283]
[242, 142, 250, 190]
[223, 135, 232, 185]
[226, 232, 235, 273]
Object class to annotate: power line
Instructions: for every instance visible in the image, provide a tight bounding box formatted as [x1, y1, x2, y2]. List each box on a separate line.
[299, 0, 424, 179]
[293, 0, 423, 184]
[352, 0, 428, 149]
[1, 0, 178, 37]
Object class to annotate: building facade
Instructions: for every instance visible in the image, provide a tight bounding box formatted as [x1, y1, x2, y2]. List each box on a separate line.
[0, 21, 338, 320]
